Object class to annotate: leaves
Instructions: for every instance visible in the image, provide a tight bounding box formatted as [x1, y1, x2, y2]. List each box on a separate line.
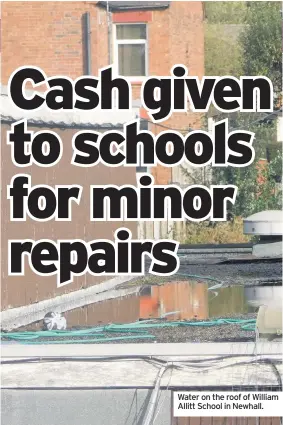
[212, 148, 282, 217]
[204, 2, 248, 24]
[205, 24, 244, 77]
[203, 1, 283, 217]
[241, 2, 282, 97]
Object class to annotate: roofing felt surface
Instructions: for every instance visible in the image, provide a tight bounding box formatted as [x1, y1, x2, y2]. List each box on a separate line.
[164, 257, 282, 286]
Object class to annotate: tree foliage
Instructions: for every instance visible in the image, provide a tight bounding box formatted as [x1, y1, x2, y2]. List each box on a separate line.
[241, 1, 282, 98]
[204, 1, 247, 24]
[212, 148, 282, 217]
[210, 109, 282, 217]
[205, 24, 244, 77]
[204, 1, 247, 77]
[197, 2, 283, 217]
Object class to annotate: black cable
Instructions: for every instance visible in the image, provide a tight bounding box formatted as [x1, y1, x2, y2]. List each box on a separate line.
[140, 110, 281, 133]
[0, 354, 169, 366]
[177, 357, 283, 390]
[2, 110, 278, 133]
[1, 353, 280, 365]
[140, 118, 193, 133]
[257, 358, 282, 390]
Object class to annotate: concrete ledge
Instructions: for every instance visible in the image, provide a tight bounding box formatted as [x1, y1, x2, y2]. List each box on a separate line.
[2, 341, 282, 358]
[253, 241, 282, 258]
[2, 351, 282, 389]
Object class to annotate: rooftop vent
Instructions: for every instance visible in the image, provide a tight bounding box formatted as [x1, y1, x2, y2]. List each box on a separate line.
[243, 210, 283, 236]
[256, 305, 282, 337]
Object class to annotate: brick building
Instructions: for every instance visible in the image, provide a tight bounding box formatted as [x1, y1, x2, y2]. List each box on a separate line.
[0, 1, 205, 309]
[1, 0, 204, 185]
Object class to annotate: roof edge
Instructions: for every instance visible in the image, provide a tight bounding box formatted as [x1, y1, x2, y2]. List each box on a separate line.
[97, 1, 170, 12]
[0, 85, 139, 129]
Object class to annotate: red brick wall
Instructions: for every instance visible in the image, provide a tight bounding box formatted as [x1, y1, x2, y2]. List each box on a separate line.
[1, 2, 108, 82]
[1, 122, 138, 309]
[1, 1, 204, 184]
[112, 11, 153, 23]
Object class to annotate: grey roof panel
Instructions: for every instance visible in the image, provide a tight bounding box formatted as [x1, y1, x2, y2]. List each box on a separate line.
[97, 1, 170, 11]
[0, 85, 138, 129]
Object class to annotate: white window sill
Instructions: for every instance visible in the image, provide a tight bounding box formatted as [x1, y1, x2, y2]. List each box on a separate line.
[122, 76, 148, 84]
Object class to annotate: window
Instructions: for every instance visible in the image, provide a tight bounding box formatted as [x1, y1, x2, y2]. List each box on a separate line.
[114, 24, 147, 78]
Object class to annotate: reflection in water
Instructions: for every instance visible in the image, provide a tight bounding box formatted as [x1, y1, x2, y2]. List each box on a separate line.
[67, 294, 140, 328]
[139, 281, 208, 321]
[61, 281, 254, 328]
[209, 286, 250, 317]
[244, 286, 282, 308]
[16, 281, 282, 335]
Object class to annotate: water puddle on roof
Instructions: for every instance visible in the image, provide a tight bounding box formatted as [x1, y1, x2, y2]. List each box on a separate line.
[24, 280, 262, 331]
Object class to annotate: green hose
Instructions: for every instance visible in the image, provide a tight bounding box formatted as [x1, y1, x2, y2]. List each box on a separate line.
[1, 318, 256, 344]
[241, 322, 257, 331]
[104, 319, 256, 330]
[13, 334, 156, 344]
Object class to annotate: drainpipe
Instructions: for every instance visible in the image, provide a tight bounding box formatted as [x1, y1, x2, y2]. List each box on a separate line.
[106, 0, 112, 65]
[83, 12, 91, 75]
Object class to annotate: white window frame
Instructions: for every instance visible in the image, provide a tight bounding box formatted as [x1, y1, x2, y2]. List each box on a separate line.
[113, 23, 148, 81]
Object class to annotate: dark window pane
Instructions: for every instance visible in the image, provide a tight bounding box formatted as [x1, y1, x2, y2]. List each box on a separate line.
[136, 166, 148, 172]
[140, 120, 149, 131]
[136, 122, 148, 170]
[118, 44, 146, 76]
[117, 24, 146, 40]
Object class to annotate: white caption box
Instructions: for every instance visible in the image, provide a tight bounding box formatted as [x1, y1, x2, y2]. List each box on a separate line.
[173, 391, 283, 417]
